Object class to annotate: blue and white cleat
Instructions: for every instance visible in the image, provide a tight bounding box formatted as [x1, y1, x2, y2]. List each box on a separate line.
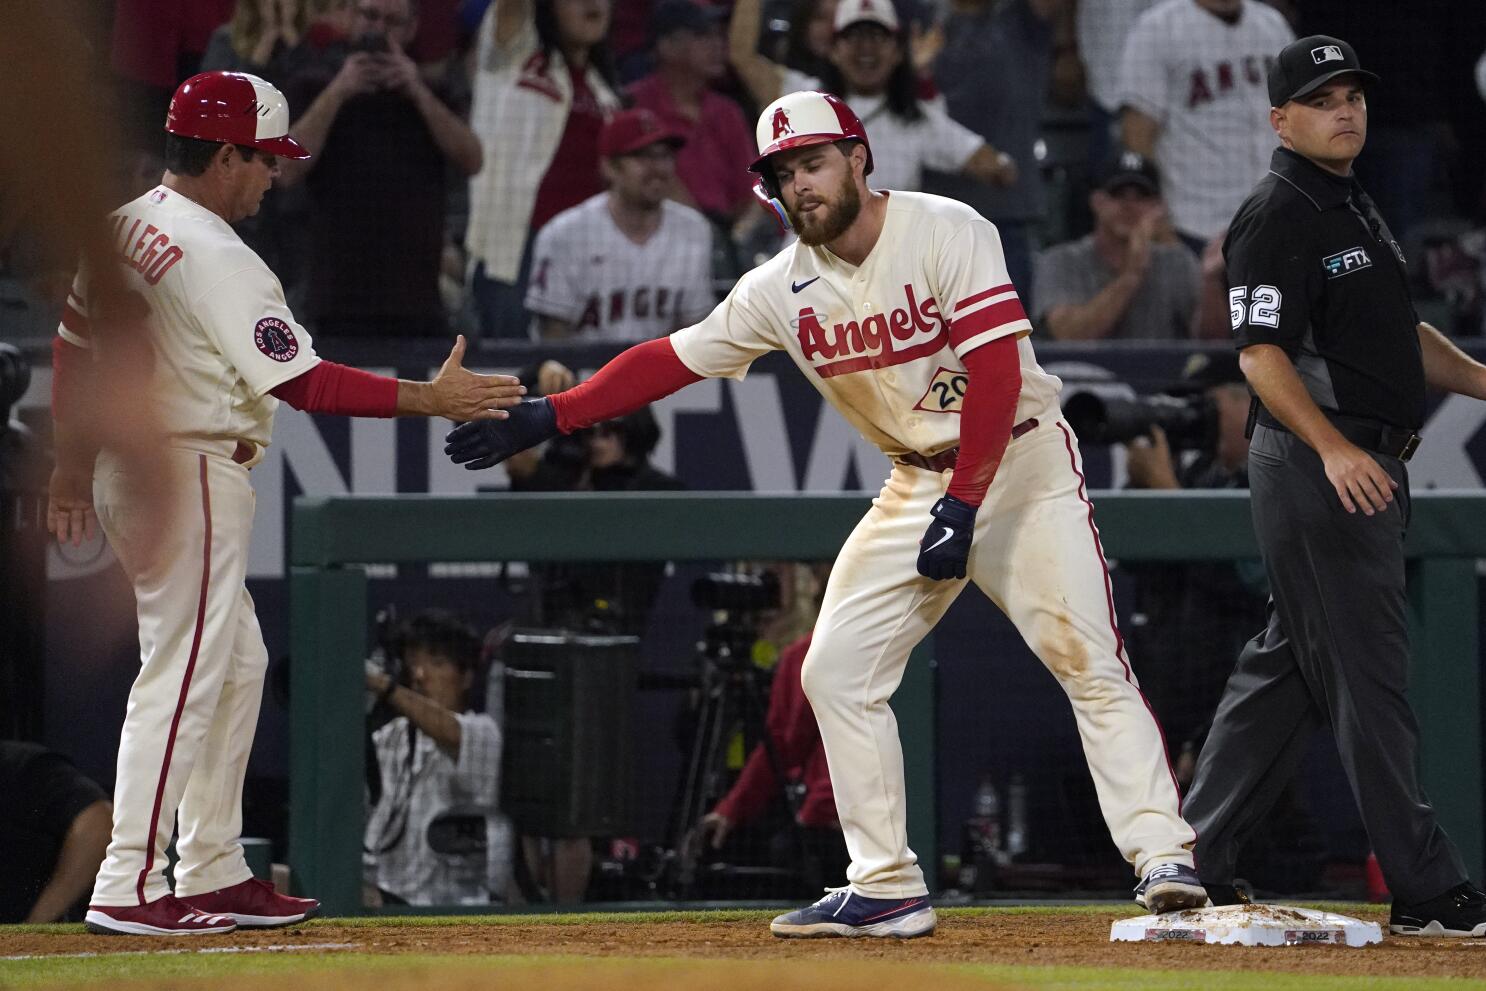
[1133, 862, 1208, 914]
[770, 887, 938, 939]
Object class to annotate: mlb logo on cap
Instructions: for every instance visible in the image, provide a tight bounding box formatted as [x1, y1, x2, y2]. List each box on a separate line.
[1311, 45, 1344, 64]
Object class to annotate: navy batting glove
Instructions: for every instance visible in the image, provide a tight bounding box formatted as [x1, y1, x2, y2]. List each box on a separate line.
[916, 494, 976, 581]
[444, 397, 559, 470]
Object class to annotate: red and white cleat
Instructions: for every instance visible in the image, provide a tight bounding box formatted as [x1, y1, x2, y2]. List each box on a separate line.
[179, 877, 320, 929]
[85, 895, 238, 936]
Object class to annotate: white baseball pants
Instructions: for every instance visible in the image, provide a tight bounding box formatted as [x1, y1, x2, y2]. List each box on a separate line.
[90, 447, 268, 905]
[802, 418, 1195, 898]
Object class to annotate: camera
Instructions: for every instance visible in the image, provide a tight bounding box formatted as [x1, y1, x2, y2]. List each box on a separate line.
[1063, 390, 1218, 451]
[690, 571, 781, 672]
[349, 32, 390, 54]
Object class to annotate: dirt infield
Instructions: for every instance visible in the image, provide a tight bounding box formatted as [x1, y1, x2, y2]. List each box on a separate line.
[4, 907, 1486, 982]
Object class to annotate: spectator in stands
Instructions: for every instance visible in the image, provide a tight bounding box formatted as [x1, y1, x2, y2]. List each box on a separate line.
[729, 0, 1018, 193]
[922, 0, 1066, 310]
[1076, 0, 1158, 169]
[364, 610, 510, 906]
[694, 564, 846, 895]
[629, 1, 756, 224]
[466, 0, 623, 339]
[779, 0, 837, 82]
[0, 742, 112, 923]
[281, 0, 483, 337]
[201, 1, 317, 281]
[1117, 0, 1293, 250]
[110, 0, 237, 147]
[526, 110, 715, 341]
[201, 0, 314, 80]
[1034, 150, 1198, 340]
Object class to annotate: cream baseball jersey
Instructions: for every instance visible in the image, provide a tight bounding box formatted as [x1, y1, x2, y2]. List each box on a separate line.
[670, 190, 1060, 457]
[525, 193, 714, 341]
[59, 185, 320, 448]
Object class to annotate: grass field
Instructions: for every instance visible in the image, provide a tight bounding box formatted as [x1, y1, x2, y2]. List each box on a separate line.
[3, 905, 1485, 991]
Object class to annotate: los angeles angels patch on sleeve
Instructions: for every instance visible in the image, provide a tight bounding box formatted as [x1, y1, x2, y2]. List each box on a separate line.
[254, 317, 299, 362]
[913, 367, 969, 413]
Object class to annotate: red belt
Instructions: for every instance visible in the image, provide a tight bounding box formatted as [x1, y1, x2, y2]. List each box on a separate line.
[232, 441, 255, 465]
[896, 417, 1039, 473]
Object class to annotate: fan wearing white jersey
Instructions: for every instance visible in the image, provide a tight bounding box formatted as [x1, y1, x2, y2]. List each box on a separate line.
[525, 108, 714, 342]
[47, 71, 524, 938]
[447, 90, 1206, 937]
[1118, 0, 1293, 246]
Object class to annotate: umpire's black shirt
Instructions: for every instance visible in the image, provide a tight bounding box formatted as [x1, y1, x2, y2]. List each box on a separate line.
[1224, 146, 1424, 429]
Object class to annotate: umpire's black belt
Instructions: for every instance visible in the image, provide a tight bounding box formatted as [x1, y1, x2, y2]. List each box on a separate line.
[1256, 409, 1421, 463]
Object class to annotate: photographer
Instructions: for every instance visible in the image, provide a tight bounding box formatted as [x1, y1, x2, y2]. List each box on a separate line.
[280, 0, 483, 337]
[509, 360, 684, 638]
[364, 610, 509, 906]
[500, 361, 682, 903]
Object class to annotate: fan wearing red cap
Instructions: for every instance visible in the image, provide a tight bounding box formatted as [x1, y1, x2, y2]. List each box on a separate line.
[445, 88, 1206, 935]
[525, 108, 715, 341]
[47, 70, 525, 937]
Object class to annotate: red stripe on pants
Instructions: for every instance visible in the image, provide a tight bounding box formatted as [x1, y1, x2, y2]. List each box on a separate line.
[1055, 422, 1184, 809]
[135, 455, 213, 903]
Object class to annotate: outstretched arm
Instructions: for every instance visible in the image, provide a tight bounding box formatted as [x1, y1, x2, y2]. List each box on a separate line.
[272, 335, 524, 419]
[446, 337, 703, 469]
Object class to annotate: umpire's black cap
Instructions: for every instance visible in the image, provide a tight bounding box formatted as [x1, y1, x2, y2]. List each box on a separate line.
[1268, 35, 1379, 107]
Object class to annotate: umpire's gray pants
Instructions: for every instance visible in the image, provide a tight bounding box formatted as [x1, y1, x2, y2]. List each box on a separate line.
[1184, 423, 1467, 903]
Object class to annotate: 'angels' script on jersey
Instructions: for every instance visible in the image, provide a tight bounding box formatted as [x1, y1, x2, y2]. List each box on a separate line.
[795, 283, 946, 378]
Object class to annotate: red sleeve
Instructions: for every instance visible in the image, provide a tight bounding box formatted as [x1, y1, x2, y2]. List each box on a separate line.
[548, 336, 703, 434]
[712, 635, 814, 826]
[51, 337, 90, 419]
[945, 335, 1021, 507]
[269, 360, 399, 417]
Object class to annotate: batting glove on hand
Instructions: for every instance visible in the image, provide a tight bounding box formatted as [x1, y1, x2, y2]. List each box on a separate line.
[916, 494, 976, 580]
[444, 397, 559, 470]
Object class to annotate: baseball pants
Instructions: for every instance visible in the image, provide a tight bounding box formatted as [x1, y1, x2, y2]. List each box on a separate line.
[801, 418, 1195, 898]
[91, 447, 268, 906]
[1184, 423, 1467, 904]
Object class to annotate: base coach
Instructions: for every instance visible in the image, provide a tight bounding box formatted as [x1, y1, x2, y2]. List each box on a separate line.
[1184, 35, 1486, 937]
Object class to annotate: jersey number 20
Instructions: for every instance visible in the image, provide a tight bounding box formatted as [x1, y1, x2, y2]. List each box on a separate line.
[1228, 285, 1282, 330]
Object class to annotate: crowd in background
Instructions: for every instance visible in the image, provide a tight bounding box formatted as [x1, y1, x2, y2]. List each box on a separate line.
[6, 0, 1486, 346]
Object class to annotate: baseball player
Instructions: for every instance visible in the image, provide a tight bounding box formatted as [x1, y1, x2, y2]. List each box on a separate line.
[47, 71, 523, 936]
[447, 90, 1206, 937]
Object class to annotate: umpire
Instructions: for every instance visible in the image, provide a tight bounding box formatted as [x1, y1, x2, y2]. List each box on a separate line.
[1184, 35, 1486, 937]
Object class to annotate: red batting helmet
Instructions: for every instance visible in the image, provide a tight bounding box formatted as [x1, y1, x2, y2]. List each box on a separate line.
[166, 71, 310, 160]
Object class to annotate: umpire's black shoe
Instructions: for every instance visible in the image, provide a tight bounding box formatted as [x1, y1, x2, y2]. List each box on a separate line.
[1202, 879, 1254, 907]
[1389, 882, 1486, 937]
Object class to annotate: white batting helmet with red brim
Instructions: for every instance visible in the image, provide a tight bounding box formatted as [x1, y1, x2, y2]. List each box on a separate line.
[749, 90, 874, 177]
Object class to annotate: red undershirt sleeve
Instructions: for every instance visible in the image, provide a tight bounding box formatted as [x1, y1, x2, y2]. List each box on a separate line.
[548, 337, 703, 434]
[51, 337, 90, 419]
[945, 334, 1022, 507]
[269, 360, 399, 417]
